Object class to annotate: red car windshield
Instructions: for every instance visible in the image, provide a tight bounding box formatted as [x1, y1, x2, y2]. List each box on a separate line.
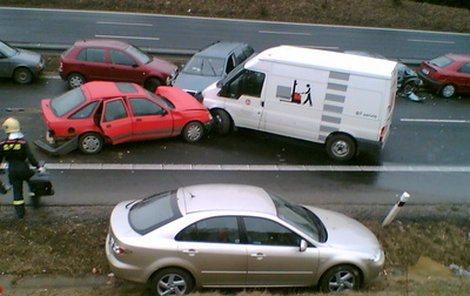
[51, 87, 86, 117]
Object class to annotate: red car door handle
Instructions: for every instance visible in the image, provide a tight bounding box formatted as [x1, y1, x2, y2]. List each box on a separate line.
[105, 124, 111, 128]
[136, 118, 142, 122]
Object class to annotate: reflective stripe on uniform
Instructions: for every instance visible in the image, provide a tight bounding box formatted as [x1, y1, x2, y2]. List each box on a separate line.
[13, 200, 25, 205]
[3, 143, 22, 151]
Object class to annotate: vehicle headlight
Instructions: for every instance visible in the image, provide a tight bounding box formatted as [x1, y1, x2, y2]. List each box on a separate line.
[371, 249, 384, 263]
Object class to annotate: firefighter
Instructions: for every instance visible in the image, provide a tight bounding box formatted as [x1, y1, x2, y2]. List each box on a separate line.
[0, 117, 43, 218]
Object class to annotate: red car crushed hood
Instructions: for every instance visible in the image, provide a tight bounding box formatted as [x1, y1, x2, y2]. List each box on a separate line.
[156, 86, 207, 110]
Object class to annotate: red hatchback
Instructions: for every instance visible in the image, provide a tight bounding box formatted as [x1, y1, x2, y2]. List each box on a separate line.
[36, 82, 212, 155]
[418, 53, 470, 98]
[59, 39, 177, 91]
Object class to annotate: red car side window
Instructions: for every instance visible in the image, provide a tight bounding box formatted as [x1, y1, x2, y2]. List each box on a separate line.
[103, 99, 128, 122]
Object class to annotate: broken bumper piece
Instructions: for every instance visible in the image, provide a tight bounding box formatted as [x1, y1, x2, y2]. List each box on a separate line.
[34, 137, 79, 156]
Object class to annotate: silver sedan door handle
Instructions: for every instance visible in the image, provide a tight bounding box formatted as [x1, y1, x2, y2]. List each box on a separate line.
[182, 249, 198, 256]
[250, 252, 266, 260]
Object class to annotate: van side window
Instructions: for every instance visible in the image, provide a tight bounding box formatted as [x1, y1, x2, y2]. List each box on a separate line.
[222, 70, 265, 99]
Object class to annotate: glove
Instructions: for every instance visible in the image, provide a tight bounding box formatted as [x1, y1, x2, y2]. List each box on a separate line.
[37, 166, 46, 173]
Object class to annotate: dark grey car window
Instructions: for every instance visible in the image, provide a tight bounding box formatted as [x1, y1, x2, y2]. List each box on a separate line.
[129, 97, 165, 116]
[176, 216, 240, 244]
[222, 70, 265, 98]
[458, 63, 470, 74]
[110, 50, 136, 66]
[129, 190, 182, 235]
[243, 217, 300, 246]
[103, 99, 128, 122]
[70, 101, 98, 119]
[78, 48, 105, 63]
[51, 87, 87, 117]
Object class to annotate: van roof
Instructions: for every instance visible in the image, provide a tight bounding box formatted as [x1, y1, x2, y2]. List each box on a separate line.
[251, 45, 397, 79]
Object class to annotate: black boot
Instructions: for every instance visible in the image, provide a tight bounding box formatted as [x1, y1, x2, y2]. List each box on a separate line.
[14, 204, 25, 218]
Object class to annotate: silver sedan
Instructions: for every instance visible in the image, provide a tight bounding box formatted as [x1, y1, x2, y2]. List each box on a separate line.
[106, 184, 384, 295]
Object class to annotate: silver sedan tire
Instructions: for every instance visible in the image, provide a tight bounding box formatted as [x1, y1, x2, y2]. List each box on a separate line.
[319, 265, 362, 292]
[150, 268, 194, 296]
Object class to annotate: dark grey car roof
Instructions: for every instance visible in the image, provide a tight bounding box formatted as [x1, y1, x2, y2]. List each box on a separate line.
[195, 41, 252, 58]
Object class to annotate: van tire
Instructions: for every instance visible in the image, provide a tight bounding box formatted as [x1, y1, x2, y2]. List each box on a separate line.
[211, 109, 231, 135]
[326, 134, 356, 162]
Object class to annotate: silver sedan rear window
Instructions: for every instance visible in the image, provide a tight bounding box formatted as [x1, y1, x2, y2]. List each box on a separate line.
[129, 190, 182, 235]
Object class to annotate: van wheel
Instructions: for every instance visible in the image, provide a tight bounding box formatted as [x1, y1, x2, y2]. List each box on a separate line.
[150, 268, 194, 296]
[68, 73, 85, 88]
[182, 121, 204, 143]
[326, 134, 356, 162]
[319, 265, 361, 292]
[211, 109, 231, 135]
[440, 84, 456, 98]
[78, 133, 103, 154]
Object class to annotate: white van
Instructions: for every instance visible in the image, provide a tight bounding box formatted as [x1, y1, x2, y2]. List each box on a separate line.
[202, 45, 397, 161]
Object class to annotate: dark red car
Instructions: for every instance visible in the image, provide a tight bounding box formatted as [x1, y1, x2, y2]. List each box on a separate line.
[36, 81, 212, 155]
[418, 53, 470, 98]
[59, 39, 177, 91]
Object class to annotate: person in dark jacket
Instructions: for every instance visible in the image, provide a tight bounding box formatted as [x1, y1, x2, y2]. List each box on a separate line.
[0, 117, 43, 218]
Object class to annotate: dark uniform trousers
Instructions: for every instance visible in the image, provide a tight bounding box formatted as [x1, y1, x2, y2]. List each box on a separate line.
[0, 139, 39, 218]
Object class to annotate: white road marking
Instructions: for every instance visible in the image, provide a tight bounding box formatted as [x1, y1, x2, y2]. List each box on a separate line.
[258, 30, 311, 36]
[43, 163, 470, 172]
[96, 21, 153, 26]
[94, 34, 160, 41]
[401, 118, 470, 124]
[408, 39, 455, 44]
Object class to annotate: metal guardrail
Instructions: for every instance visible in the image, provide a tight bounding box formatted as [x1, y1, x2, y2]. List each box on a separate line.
[9, 42, 197, 59]
[9, 42, 423, 66]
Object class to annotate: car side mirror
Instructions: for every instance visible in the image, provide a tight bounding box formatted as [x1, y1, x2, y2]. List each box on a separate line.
[299, 239, 308, 252]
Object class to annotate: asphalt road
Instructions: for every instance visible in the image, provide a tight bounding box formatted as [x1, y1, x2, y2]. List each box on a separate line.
[1, 7, 470, 61]
[1, 77, 470, 207]
[0, 7, 469, 209]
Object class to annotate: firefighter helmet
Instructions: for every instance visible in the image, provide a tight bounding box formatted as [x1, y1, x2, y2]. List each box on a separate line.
[2, 117, 21, 133]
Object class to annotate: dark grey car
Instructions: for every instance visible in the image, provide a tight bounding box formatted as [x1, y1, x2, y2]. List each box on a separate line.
[0, 40, 45, 84]
[172, 41, 254, 100]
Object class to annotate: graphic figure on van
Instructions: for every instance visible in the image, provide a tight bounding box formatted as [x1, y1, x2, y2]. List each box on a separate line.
[291, 80, 301, 104]
[302, 84, 312, 106]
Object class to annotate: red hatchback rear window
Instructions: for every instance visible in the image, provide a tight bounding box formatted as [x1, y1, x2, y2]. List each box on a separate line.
[51, 87, 86, 117]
